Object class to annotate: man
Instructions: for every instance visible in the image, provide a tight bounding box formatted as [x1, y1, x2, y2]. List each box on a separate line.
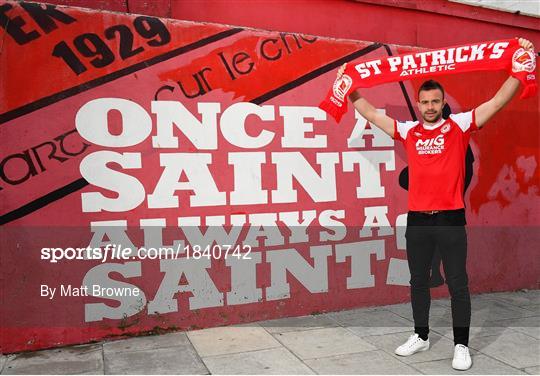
[337, 37, 534, 371]
[398, 103, 475, 288]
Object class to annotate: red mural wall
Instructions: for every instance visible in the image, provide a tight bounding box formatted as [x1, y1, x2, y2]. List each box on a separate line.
[1, 1, 538, 354]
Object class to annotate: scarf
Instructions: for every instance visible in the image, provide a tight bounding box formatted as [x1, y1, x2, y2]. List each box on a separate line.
[319, 39, 537, 122]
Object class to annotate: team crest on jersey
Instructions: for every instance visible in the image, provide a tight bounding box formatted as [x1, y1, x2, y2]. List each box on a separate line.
[441, 124, 451, 134]
[333, 74, 353, 101]
[512, 48, 536, 73]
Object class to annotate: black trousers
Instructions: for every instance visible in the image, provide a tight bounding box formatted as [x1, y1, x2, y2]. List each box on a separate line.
[406, 209, 471, 346]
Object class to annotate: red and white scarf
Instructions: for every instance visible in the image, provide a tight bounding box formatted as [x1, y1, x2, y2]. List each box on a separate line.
[319, 39, 537, 122]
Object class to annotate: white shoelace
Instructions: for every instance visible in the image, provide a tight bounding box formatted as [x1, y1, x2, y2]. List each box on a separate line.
[455, 344, 469, 358]
[406, 334, 422, 348]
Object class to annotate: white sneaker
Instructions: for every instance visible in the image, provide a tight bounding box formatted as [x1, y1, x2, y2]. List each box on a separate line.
[395, 333, 430, 356]
[452, 344, 472, 370]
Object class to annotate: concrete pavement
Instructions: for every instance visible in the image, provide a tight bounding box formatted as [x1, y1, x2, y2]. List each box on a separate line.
[1, 290, 539, 374]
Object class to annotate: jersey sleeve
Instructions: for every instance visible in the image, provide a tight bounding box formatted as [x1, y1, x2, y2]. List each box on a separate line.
[449, 110, 478, 133]
[393, 120, 418, 141]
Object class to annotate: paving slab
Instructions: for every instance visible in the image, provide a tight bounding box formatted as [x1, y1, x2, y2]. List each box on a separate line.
[274, 326, 376, 360]
[328, 307, 413, 337]
[3, 290, 539, 375]
[487, 291, 540, 307]
[0, 356, 6, 373]
[362, 331, 476, 364]
[441, 325, 511, 340]
[103, 331, 192, 353]
[412, 353, 526, 374]
[429, 315, 512, 339]
[491, 316, 540, 339]
[468, 331, 540, 369]
[187, 325, 282, 357]
[202, 347, 314, 375]
[384, 300, 451, 322]
[470, 298, 538, 324]
[522, 304, 540, 313]
[437, 294, 536, 320]
[431, 325, 511, 340]
[1, 344, 103, 375]
[524, 365, 540, 374]
[327, 306, 387, 317]
[304, 349, 420, 374]
[436, 304, 527, 328]
[259, 314, 338, 334]
[104, 346, 207, 374]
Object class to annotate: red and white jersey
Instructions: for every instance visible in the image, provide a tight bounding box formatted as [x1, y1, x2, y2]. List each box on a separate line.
[394, 111, 478, 211]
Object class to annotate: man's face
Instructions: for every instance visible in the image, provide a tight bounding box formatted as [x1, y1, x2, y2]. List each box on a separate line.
[417, 89, 445, 123]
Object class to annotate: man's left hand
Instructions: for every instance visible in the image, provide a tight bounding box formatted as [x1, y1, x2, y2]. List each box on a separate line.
[518, 37, 534, 51]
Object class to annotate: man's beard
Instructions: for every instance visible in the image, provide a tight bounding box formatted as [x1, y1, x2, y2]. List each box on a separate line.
[422, 111, 442, 123]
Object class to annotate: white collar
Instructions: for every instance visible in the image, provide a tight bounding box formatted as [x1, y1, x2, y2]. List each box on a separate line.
[422, 117, 445, 130]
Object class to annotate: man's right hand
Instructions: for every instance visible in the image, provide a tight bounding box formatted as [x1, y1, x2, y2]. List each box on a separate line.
[335, 62, 396, 138]
[337, 63, 347, 79]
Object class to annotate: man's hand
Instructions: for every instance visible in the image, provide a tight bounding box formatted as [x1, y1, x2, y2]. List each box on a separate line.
[513, 38, 536, 74]
[518, 37, 534, 51]
[337, 63, 361, 101]
[337, 63, 347, 80]
[336, 63, 395, 137]
[475, 37, 535, 128]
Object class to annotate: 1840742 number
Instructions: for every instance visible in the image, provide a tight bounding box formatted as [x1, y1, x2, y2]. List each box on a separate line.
[185, 245, 252, 260]
[52, 16, 170, 75]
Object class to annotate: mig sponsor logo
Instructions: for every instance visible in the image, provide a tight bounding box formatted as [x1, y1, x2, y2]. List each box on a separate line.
[416, 134, 445, 155]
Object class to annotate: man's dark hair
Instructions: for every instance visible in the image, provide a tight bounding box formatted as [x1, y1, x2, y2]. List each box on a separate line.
[418, 79, 445, 98]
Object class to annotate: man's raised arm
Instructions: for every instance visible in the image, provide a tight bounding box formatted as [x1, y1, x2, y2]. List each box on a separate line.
[475, 38, 535, 128]
[338, 64, 396, 138]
